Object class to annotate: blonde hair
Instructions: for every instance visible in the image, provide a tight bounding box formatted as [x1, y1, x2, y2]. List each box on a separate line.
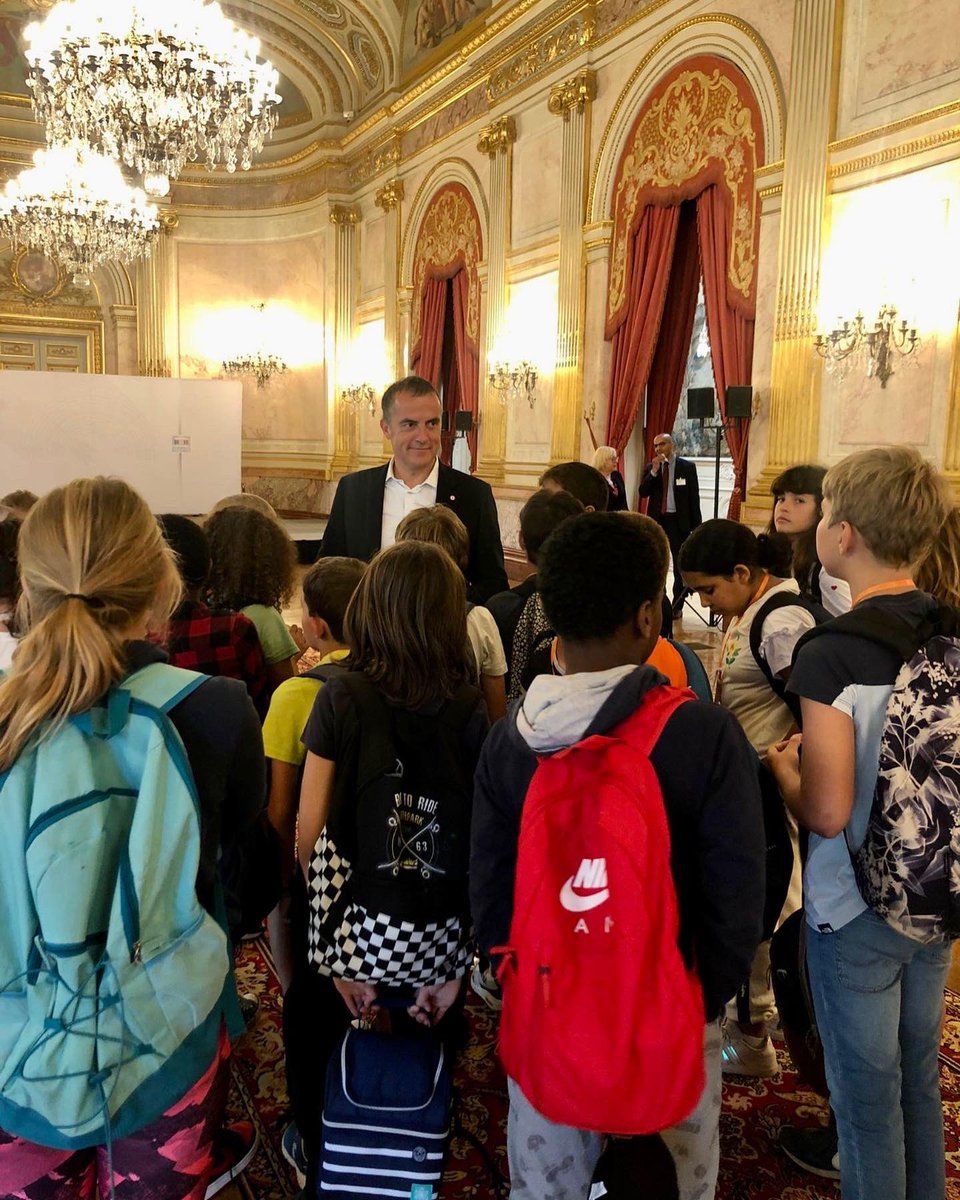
[823, 447, 950, 567]
[591, 446, 617, 471]
[395, 505, 469, 569]
[915, 506, 960, 607]
[345, 541, 472, 708]
[0, 477, 182, 769]
[208, 492, 280, 521]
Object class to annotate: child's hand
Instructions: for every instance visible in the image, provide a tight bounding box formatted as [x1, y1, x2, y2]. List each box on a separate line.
[408, 978, 463, 1027]
[766, 733, 801, 779]
[333, 978, 378, 1019]
[289, 624, 307, 653]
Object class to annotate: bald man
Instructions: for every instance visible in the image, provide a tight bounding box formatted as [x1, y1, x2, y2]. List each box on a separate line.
[638, 433, 702, 614]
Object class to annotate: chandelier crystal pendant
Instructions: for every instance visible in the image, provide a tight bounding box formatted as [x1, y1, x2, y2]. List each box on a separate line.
[0, 140, 160, 275]
[24, 1, 282, 198]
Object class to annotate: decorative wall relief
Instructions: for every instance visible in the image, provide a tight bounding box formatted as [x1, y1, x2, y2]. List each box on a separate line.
[606, 56, 764, 337]
[485, 10, 595, 104]
[410, 182, 482, 356]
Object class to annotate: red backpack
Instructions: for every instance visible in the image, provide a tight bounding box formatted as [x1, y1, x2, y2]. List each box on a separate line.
[495, 686, 706, 1134]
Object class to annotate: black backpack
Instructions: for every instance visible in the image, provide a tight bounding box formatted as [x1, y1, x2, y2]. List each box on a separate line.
[324, 672, 478, 925]
[748, 591, 829, 722]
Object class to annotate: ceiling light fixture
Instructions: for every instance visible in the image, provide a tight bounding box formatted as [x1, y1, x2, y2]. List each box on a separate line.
[25, 1, 282, 198]
[0, 140, 159, 275]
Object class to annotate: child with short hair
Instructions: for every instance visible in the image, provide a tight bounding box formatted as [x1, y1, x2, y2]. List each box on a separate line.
[0, 518, 19, 670]
[288, 541, 489, 1187]
[157, 514, 270, 718]
[471, 512, 764, 1200]
[539, 460, 610, 512]
[204, 505, 300, 693]
[395, 504, 508, 721]
[769, 445, 952, 1200]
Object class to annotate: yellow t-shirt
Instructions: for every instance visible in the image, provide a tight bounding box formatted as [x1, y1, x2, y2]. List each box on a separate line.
[262, 649, 349, 766]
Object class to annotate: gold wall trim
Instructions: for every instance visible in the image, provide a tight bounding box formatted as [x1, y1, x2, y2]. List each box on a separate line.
[589, 13, 785, 219]
[828, 125, 960, 181]
[0, 312, 104, 373]
[486, 8, 595, 104]
[829, 98, 960, 155]
[758, 183, 783, 200]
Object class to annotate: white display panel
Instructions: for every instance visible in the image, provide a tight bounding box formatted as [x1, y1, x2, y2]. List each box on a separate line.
[0, 373, 242, 513]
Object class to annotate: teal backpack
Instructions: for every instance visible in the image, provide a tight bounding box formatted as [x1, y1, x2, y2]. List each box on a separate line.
[0, 663, 233, 1148]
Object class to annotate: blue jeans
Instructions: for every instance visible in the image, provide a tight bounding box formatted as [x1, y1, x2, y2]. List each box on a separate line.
[807, 909, 950, 1200]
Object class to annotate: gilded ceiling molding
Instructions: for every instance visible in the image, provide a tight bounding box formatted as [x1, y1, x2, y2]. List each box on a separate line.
[476, 116, 517, 156]
[548, 68, 597, 117]
[348, 135, 402, 184]
[605, 57, 764, 339]
[374, 179, 405, 209]
[485, 9, 594, 104]
[330, 203, 362, 224]
[827, 98, 960, 155]
[828, 125, 960, 181]
[410, 183, 483, 355]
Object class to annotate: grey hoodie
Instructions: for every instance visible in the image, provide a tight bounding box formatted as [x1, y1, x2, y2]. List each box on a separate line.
[470, 664, 766, 1018]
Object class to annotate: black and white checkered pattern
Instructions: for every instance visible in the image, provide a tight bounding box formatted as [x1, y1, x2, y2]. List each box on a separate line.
[307, 832, 471, 986]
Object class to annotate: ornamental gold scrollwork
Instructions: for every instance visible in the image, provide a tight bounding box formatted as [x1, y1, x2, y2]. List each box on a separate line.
[548, 69, 597, 118]
[375, 179, 405, 210]
[411, 185, 482, 350]
[330, 204, 361, 225]
[606, 66, 761, 335]
[476, 116, 517, 157]
[485, 11, 594, 104]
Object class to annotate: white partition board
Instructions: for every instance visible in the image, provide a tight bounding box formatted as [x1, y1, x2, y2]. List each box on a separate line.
[0, 373, 241, 513]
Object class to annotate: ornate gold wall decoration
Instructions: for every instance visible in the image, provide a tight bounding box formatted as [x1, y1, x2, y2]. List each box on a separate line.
[410, 183, 482, 353]
[375, 178, 405, 209]
[606, 59, 763, 337]
[548, 68, 597, 117]
[476, 116, 517, 156]
[330, 203, 361, 223]
[485, 10, 595, 104]
[349, 30, 382, 87]
[10, 249, 66, 303]
[349, 137, 402, 185]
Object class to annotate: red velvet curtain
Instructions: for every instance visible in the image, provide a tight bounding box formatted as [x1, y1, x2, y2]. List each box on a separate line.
[643, 201, 701, 467]
[411, 274, 447, 391]
[697, 185, 754, 519]
[450, 268, 479, 468]
[606, 204, 681, 455]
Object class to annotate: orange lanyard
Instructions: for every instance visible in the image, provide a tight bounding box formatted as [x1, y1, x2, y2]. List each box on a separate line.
[852, 579, 915, 607]
[715, 573, 772, 696]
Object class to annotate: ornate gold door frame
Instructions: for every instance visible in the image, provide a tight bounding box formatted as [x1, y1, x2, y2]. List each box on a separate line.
[0, 312, 104, 374]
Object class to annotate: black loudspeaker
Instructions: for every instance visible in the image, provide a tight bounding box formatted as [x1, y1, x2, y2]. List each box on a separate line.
[687, 387, 715, 420]
[455, 410, 473, 433]
[725, 385, 753, 418]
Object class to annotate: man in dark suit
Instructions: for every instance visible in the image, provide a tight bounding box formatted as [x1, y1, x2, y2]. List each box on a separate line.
[638, 432, 702, 614]
[320, 375, 508, 602]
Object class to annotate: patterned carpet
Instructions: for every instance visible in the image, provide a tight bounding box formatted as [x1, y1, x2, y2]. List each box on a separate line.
[225, 937, 960, 1199]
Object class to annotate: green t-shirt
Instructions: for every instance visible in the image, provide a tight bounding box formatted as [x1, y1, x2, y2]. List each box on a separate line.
[241, 604, 300, 666]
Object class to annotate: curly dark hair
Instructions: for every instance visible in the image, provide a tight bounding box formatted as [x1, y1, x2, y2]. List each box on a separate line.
[204, 506, 297, 611]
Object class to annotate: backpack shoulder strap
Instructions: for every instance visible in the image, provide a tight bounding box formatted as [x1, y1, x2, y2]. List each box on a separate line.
[748, 592, 826, 705]
[330, 671, 399, 781]
[612, 685, 694, 758]
[122, 662, 208, 714]
[302, 659, 348, 684]
[794, 603, 941, 664]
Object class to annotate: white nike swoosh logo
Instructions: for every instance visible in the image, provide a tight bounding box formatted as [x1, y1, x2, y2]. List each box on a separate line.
[559, 878, 610, 912]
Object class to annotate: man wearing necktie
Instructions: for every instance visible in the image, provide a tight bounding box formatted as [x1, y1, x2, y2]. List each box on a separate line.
[638, 432, 702, 616]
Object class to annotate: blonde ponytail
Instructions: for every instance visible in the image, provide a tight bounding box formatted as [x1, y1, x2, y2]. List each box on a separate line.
[0, 478, 182, 769]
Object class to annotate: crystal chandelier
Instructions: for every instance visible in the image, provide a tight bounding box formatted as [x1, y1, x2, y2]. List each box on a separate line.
[340, 383, 377, 416]
[222, 304, 288, 389]
[24, 1, 282, 198]
[489, 360, 538, 408]
[0, 140, 159, 275]
[814, 305, 920, 388]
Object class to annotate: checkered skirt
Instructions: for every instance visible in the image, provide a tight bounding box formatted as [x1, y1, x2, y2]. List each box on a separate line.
[306, 831, 472, 986]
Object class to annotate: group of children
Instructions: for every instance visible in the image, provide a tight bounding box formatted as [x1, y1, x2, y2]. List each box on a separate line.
[0, 440, 957, 1200]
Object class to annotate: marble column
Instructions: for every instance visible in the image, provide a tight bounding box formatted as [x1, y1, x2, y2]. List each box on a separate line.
[375, 179, 404, 383]
[136, 211, 178, 377]
[330, 203, 361, 473]
[548, 70, 596, 465]
[746, 0, 841, 513]
[476, 116, 516, 484]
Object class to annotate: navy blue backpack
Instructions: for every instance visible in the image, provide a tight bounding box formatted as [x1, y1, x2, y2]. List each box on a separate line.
[319, 1024, 452, 1200]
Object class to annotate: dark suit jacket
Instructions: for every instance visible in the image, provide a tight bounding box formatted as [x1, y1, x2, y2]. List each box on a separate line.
[605, 470, 628, 512]
[638, 455, 702, 537]
[320, 461, 508, 603]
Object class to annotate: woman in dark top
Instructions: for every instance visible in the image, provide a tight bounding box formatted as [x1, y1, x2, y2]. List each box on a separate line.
[592, 445, 629, 511]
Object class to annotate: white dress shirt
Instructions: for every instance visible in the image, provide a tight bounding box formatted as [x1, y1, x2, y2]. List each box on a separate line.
[380, 456, 440, 548]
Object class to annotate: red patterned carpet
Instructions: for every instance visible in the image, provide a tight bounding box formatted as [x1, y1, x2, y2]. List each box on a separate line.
[227, 937, 960, 1199]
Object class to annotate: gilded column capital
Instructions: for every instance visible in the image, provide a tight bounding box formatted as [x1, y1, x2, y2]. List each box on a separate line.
[477, 116, 517, 157]
[548, 70, 597, 119]
[158, 209, 179, 233]
[330, 204, 361, 226]
[374, 179, 405, 210]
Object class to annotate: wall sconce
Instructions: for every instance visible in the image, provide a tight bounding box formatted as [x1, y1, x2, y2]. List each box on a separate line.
[340, 382, 378, 416]
[814, 305, 919, 388]
[489, 359, 538, 408]
[222, 303, 289, 389]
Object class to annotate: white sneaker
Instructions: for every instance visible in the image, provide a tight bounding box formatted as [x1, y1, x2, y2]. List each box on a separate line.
[721, 1020, 778, 1078]
[469, 963, 502, 1011]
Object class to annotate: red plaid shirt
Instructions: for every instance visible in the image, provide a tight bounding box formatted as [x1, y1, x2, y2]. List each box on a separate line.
[162, 600, 270, 719]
